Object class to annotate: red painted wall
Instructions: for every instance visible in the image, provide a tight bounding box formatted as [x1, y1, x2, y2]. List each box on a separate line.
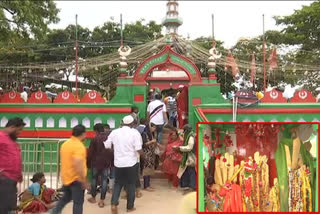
[235, 128, 278, 186]
[148, 81, 188, 90]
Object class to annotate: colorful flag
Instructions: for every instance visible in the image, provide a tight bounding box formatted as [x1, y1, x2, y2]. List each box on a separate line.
[268, 48, 278, 71]
[225, 52, 239, 77]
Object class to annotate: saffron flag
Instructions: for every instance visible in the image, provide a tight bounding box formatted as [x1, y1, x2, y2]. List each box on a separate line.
[268, 48, 278, 71]
[250, 54, 256, 84]
[224, 52, 240, 77]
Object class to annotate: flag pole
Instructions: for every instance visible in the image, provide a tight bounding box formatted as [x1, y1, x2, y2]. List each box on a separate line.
[253, 54, 256, 91]
[75, 14, 79, 100]
[263, 14, 266, 94]
[212, 14, 214, 40]
[120, 13, 123, 47]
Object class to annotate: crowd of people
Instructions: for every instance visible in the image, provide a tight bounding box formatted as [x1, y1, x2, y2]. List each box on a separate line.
[0, 90, 197, 214]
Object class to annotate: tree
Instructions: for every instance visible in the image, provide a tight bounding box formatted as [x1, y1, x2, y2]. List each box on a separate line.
[193, 37, 225, 51]
[0, 0, 60, 66]
[0, 0, 59, 42]
[123, 19, 163, 43]
[275, 2, 320, 51]
[263, 1, 320, 94]
[264, 2, 320, 65]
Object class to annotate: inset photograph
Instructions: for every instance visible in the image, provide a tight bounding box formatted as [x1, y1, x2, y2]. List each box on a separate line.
[197, 122, 318, 212]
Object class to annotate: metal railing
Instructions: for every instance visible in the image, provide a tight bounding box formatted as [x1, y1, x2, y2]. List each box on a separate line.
[17, 138, 67, 193]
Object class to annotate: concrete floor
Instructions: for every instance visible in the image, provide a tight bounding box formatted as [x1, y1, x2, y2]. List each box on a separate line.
[59, 179, 184, 214]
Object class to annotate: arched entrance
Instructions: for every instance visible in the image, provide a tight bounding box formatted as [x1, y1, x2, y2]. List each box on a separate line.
[133, 45, 202, 128]
[133, 45, 202, 89]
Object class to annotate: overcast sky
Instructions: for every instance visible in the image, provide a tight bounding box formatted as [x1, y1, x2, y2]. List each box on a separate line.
[51, 1, 312, 48]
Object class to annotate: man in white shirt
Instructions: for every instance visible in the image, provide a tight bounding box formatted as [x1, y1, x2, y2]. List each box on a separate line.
[147, 93, 168, 143]
[104, 115, 143, 214]
[20, 86, 29, 103]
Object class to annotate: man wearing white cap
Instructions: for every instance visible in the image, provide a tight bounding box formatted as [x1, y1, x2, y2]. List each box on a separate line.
[104, 115, 143, 214]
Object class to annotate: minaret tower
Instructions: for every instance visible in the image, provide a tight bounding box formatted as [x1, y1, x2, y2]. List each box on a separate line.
[162, 0, 183, 36]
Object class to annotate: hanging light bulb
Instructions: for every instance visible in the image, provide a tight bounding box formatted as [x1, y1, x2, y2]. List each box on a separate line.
[28, 68, 32, 73]
[55, 67, 59, 71]
[43, 67, 46, 72]
[12, 70, 15, 74]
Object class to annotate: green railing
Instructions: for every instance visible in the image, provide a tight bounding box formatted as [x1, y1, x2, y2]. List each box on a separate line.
[18, 138, 66, 191]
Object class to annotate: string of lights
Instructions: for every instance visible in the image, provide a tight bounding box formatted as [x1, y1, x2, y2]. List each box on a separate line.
[0, 36, 319, 75]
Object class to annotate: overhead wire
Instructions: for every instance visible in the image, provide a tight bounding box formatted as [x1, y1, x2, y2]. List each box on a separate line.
[0, 36, 319, 76]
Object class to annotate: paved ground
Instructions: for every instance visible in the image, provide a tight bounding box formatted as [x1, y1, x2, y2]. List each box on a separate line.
[59, 179, 184, 214]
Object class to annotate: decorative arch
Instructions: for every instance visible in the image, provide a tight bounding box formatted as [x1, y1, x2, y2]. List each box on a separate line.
[0, 91, 24, 103]
[54, 90, 77, 103]
[28, 90, 51, 103]
[80, 90, 106, 103]
[133, 45, 202, 83]
[261, 89, 287, 103]
[290, 89, 316, 103]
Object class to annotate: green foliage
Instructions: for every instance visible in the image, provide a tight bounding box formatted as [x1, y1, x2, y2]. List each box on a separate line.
[265, 1, 320, 94]
[0, 0, 59, 41]
[123, 19, 162, 43]
[0, 0, 59, 64]
[274, 2, 320, 53]
[265, 1, 320, 65]
[193, 37, 226, 51]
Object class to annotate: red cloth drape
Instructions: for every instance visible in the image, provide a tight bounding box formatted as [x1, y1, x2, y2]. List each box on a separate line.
[176, 87, 188, 129]
[225, 52, 240, 77]
[250, 54, 256, 84]
[268, 48, 278, 71]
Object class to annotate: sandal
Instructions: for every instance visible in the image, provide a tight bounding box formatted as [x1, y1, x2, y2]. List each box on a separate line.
[98, 201, 105, 208]
[127, 207, 136, 212]
[111, 205, 118, 214]
[87, 197, 96, 203]
[136, 191, 143, 198]
[144, 187, 154, 192]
